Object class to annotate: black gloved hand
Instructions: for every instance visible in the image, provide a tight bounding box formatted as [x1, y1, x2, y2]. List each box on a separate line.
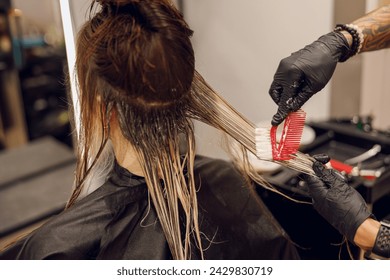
[303, 154, 373, 243]
[269, 32, 350, 126]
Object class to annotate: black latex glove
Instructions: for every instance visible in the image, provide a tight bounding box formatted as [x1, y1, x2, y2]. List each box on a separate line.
[269, 32, 350, 126]
[303, 154, 373, 243]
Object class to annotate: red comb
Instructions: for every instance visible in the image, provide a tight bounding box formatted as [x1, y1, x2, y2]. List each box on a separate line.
[270, 109, 306, 161]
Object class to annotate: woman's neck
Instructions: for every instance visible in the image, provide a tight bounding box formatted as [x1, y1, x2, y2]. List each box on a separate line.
[116, 148, 144, 177]
[110, 123, 144, 177]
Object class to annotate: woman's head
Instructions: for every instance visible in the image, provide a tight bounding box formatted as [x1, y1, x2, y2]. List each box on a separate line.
[78, 0, 194, 107]
[76, 0, 195, 144]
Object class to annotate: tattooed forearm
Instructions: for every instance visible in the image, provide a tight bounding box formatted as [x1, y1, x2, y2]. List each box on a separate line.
[353, 5, 390, 52]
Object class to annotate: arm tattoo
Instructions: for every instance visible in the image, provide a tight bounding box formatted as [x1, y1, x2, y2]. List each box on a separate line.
[353, 5, 390, 52]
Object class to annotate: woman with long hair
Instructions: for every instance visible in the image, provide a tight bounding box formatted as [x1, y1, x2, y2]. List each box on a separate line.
[0, 0, 306, 259]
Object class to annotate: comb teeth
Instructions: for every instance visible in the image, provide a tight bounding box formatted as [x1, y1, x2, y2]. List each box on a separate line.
[271, 110, 306, 161]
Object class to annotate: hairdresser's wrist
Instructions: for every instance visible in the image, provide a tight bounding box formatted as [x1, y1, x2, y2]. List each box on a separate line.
[339, 30, 353, 48]
[353, 218, 381, 251]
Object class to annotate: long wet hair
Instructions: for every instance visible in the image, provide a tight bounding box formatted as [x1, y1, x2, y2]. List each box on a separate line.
[69, 0, 314, 260]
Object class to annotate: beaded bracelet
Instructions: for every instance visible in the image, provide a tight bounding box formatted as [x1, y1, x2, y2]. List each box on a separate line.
[372, 220, 390, 258]
[334, 23, 364, 62]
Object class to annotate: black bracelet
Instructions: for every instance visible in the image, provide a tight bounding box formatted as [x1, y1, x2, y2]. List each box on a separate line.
[334, 24, 364, 62]
[372, 220, 390, 258]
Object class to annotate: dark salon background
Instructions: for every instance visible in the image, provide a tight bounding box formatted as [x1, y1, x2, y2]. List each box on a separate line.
[1, 0, 390, 259]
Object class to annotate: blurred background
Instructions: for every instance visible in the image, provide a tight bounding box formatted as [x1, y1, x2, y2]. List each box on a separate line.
[1, 0, 390, 259]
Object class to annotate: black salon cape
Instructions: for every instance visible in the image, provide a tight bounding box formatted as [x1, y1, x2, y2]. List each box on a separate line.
[0, 156, 299, 260]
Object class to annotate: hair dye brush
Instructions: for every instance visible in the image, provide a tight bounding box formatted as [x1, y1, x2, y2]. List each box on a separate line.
[255, 109, 306, 161]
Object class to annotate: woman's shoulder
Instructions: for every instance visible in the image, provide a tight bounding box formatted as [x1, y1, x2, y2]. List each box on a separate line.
[194, 155, 248, 194]
[193, 155, 299, 259]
